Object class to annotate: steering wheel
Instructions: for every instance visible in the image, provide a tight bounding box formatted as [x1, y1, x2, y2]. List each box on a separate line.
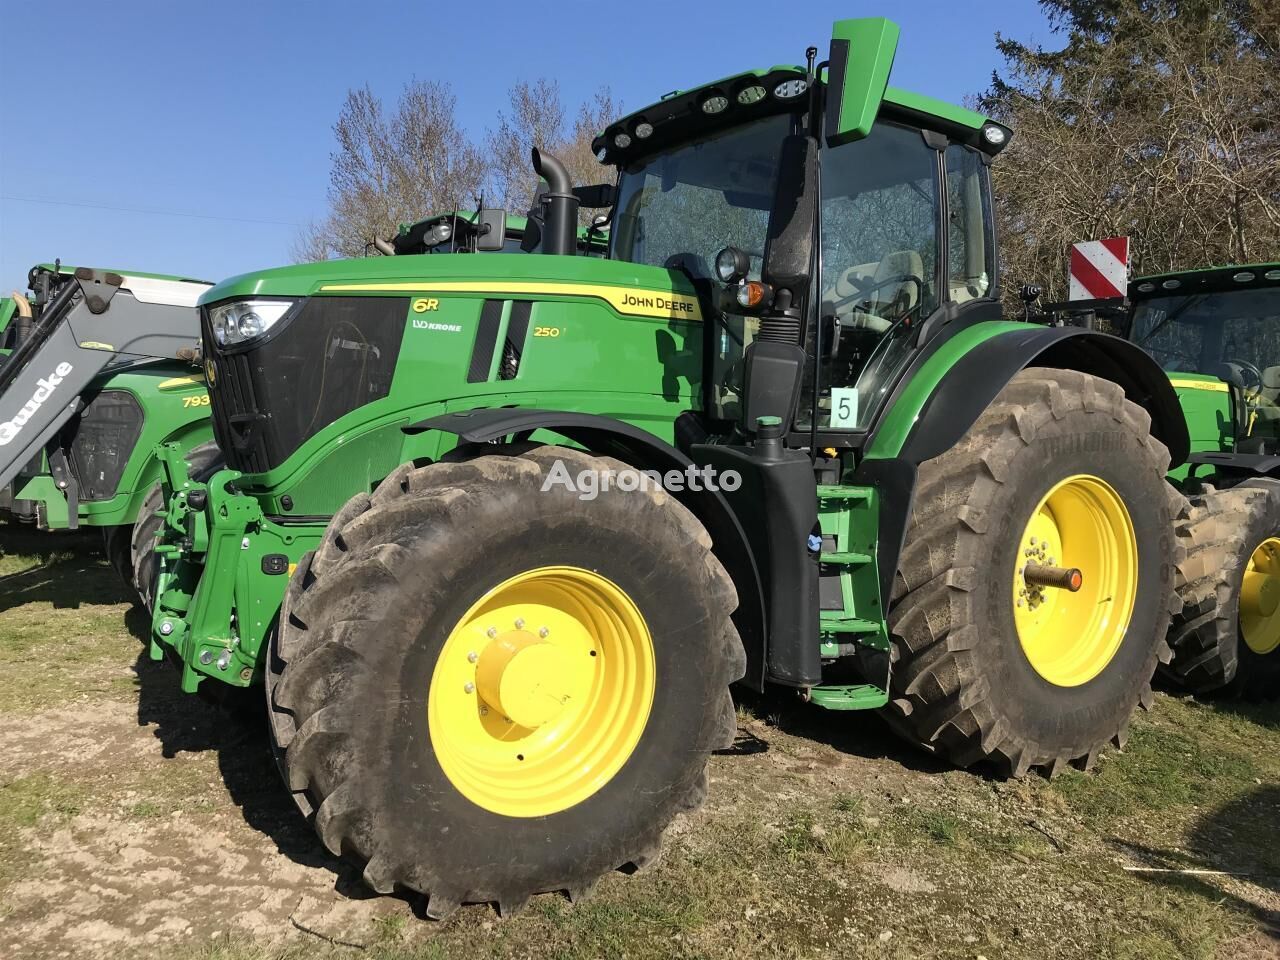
[829, 273, 925, 315]
[1225, 358, 1264, 394]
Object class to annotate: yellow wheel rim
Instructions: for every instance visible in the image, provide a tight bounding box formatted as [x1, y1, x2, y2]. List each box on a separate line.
[428, 566, 655, 817]
[1012, 475, 1138, 687]
[1240, 537, 1280, 655]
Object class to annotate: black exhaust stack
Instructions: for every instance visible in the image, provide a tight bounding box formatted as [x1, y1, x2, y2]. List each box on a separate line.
[531, 149, 579, 257]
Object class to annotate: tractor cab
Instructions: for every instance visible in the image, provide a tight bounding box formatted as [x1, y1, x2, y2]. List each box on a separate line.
[1129, 265, 1280, 458]
[594, 31, 1008, 442]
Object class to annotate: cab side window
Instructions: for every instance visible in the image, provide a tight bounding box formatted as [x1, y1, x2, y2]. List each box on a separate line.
[946, 145, 994, 304]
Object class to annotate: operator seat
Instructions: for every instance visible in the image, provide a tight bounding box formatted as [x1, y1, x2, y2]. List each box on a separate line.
[1248, 366, 1280, 437]
[824, 250, 925, 334]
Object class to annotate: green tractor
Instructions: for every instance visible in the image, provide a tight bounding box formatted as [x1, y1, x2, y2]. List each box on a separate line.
[0, 263, 219, 605]
[1124, 264, 1280, 698]
[151, 16, 1190, 915]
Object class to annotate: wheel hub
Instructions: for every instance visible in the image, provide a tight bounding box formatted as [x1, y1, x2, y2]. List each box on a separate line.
[1012, 475, 1138, 687]
[1240, 537, 1280, 655]
[427, 566, 656, 817]
[476, 630, 574, 728]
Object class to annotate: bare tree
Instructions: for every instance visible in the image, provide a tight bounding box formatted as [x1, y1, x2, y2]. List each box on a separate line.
[984, 0, 1280, 305]
[294, 81, 487, 261]
[485, 80, 618, 222]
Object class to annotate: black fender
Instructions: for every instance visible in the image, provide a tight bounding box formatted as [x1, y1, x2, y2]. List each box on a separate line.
[1186, 451, 1280, 480]
[897, 326, 1190, 468]
[864, 327, 1189, 605]
[406, 409, 769, 691]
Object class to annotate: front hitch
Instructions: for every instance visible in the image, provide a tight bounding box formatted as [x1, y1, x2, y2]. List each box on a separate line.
[149, 442, 258, 691]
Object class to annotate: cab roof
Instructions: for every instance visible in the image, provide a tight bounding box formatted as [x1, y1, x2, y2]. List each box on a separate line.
[591, 65, 999, 168]
[1130, 263, 1280, 300]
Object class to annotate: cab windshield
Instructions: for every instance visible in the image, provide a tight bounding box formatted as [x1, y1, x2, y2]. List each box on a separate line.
[611, 112, 795, 420]
[1132, 287, 1280, 382]
[1132, 286, 1280, 442]
[611, 113, 793, 278]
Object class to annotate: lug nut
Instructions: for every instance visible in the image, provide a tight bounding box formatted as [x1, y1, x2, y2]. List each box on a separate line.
[467, 651, 478, 663]
[514, 618, 525, 629]
[539, 627, 549, 638]
[464, 682, 475, 694]
[486, 627, 498, 638]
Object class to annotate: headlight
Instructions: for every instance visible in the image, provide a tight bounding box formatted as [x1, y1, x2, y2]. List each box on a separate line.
[208, 299, 295, 346]
[715, 246, 750, 283]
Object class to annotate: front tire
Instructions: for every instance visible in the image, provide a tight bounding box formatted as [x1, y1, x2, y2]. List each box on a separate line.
[267, 445, 743, 916]
[885, 369, 1179, 776]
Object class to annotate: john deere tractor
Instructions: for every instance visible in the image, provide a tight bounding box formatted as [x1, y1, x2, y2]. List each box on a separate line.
[0, 263, 219, 605]
[1125, 264, 1280, 698]
[151, 17, 1189, 915]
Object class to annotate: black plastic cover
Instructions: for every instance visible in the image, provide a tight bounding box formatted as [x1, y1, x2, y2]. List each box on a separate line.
[762, 135, 819, 290]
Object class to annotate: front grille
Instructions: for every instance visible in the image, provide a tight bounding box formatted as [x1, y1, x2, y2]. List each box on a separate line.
[207, 349, 268, 474]
[67, 390, 144, 500]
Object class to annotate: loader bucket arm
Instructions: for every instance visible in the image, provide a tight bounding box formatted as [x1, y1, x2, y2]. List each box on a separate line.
[0, 268, 207, 492]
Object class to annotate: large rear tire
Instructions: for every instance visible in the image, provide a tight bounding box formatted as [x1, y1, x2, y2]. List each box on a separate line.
[1167, 480, 1280, 700]
[267, 445, 743, 916]
[885, 369, 1180, 776]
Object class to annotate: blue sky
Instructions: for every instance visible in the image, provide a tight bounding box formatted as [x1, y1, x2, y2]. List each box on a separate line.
[0, 0, 1054, 290]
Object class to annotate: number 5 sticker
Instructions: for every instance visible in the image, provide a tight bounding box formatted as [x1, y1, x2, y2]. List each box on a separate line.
[830, 387, 859, 429]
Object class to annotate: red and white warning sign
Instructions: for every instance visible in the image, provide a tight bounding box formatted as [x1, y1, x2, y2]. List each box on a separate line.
[1069, 237, 1130, 301]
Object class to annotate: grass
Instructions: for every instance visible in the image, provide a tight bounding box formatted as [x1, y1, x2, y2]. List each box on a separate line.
[0, 773, 86, 829]
[1, 528, 1277, 960]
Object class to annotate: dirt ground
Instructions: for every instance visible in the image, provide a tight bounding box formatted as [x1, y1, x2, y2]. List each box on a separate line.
[1, 524, 1277, 959]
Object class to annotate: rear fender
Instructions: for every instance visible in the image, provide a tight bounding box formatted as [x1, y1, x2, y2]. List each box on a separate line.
[407, 410, 769, 691]
[869, 325, 1189, 467]
[863, 325, 1189, 601]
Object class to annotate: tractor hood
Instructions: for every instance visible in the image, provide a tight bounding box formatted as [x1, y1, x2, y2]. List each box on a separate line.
[198, 254, 702, 321]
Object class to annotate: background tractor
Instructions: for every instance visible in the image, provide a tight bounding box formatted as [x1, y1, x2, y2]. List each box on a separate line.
[149, 16, 1190, 916]
[0, 262, 219, 606]
[1123, 264, 1280, 699]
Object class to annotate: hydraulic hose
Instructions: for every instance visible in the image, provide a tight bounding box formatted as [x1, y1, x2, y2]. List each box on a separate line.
[9, 291, 33, 348]
[0, 278, 79, 393]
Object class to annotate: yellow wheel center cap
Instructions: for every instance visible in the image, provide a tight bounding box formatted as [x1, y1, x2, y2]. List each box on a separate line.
[476, 631, 573, 728]
[427, 566, 656, 818]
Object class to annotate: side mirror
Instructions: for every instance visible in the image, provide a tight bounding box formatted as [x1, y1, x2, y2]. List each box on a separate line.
[574, 183, 616, 208]
[475, 208, 508, 252]
[761, 135, 819, 293]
